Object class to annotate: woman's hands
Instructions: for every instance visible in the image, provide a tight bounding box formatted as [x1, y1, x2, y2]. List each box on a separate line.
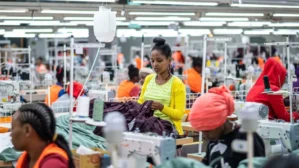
[151, 101, 164, 111]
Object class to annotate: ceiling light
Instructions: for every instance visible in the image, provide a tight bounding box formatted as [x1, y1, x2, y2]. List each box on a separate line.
[129, 12, 195, 16]
[64, 17, 126, 21]
[41, 10, 96, 14]
[0, 22, 20, 25]
[0, 29, 4, 34]
[4, 32, 35, 38]
[270, 23, 299, 27]
[132, 1, 218, 6]
[184, 21, 225, 26]
[228, 22, 270, 27]
[273, 29, 299, 35]
[141, 29, 178, 37]
[213, 29, 243, 34]
[13, 29, 53, 33]
[130, 21, 176, 26]
[244, 29, 273, 35]
[39, 34, 70, 38]
[135, 17, 191, 21]
[273, 14, 299, 17]
[231, 3, 299, 9]
[0, 16, 53, 20]
[179, 29, 211, 36]
[206, 12, 264, 17]
[52, 0, 115, 2]
[0, 10, 27, 13]
[117, 29, 142, 37]
[200, 17, 248, 21]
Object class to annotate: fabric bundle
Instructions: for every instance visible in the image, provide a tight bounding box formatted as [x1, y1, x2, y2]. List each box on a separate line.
[189, 85, 235, 131]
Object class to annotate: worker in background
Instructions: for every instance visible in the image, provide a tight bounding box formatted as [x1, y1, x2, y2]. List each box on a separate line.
[12, 103, 74, 168]
[117, 65, 140, 98]
[138, 37, 186, 136]
[172, 44, 185, 75]
[246, 58, 299, 122]
[36, 57, 48, 74]
[134, 51, 142, 70]
[189, 86, 265, 168]
[44, 66, 66, 106]
[139, 67, 154, 85]
[184, 57, 202, 93]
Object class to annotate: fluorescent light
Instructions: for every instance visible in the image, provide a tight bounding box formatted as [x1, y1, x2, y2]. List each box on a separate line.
[0, 10, 27, 13]
[141, 29, 178, 37]
[273, 29, 299, 35]
[0, 29, 4, 34]
[70, 21, 129, 26]
[228, 22, 270, 27]
[213, 29, 243, 35]
[179, 29, 211, 36]
[244, 29, 273, 35]
[64, 17, 126, 21]
[39, 34, 70, 38]
[132, 1, 218, 6]
[4, 20, 78, 26]
[52, 0, 115, 2]
[0, 16, 53, 20]
[117, 29, 142, 37]
[4, 32, 35, 38]
[184, 21, 225, 26]
[270, 23, 299, 27]
[231, 3, 299, 9]
[206, 12, 264, 17]
[200, 17, 248, 21]
[42, 10, 96, 14]
[130, 21, 175, 26]
[129, 12, 195, 16]
[135, 17, 191, 21]
[0, 22, 20, 25]
[274, 13, 299, 17]
[13, 29, 53, 33]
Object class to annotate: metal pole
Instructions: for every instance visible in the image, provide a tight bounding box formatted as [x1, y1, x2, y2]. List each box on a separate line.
[141, 34, 144, 68]
[63, 44, 67, 88]
[224, 42, 228, 86]
[287, 36, 293, 124]
[54, 39, 58, 74]
[0, 47, 2, 73]
[28, 46, 32, 103]
[69, 37, 74, 148]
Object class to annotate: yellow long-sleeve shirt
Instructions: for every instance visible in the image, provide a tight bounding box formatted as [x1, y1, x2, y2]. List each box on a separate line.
[138, 74, 186, 135]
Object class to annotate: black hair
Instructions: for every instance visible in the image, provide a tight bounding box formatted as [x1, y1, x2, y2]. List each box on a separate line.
[37, 57, 44, 62]
[56, 66, 70, 83]
[128, 64, 139, 81]
[192, 57, 203, 68]
[151, 37, 172, 59]
[263, 155, 299, 168]
[17, 103, 75, 168]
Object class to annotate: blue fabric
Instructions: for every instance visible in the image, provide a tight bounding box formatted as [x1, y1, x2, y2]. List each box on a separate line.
[58, 89, 65, 98]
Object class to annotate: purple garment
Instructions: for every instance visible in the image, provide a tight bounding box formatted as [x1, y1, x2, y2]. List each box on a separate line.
[294, 67, 299, 89]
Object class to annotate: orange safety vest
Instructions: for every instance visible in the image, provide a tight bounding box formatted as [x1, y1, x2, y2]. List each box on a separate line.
[135, 57, 141, 70]
[45, 85, 63, 106]
[117, 80, 136, 98]
[184, 68, 202, 93]
[17, 143, 68, 168]
[257, 57, 265, 70]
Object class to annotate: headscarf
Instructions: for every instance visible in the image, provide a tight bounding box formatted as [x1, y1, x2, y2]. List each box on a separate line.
[189, 85, 235, 131]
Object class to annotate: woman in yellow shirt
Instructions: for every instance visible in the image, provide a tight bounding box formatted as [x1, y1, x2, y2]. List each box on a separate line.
[138, 37, 186, 135]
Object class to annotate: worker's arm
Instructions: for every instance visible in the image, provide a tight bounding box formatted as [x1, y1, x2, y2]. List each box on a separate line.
[270, 95, 299, 122]
[161, 82, 186, 120]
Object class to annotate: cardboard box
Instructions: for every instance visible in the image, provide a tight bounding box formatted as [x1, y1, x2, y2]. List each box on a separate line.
[72, 148, 108, 168]
[0, 160, 13, 168]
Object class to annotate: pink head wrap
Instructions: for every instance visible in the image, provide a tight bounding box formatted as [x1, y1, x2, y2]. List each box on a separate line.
[189, 85, 235, 131]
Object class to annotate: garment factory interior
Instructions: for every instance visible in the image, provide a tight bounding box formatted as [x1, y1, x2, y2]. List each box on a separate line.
[2, 0, 299, 168]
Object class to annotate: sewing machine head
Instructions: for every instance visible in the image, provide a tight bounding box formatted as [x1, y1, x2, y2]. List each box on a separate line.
[0, 80, 20, 98]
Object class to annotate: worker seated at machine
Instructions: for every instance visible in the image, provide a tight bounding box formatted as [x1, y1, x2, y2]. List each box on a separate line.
[11, 103, 75, 168]
[117, 65, 140, 98]
[189, 86, 265, 168]
[184, 57, 202, 93]
[246, 57, 299, 122]
[138, 37, 186, 136]
[139, 67, 154, 85]
[45, 66, 67, 106]
[35, 57, 48, 75]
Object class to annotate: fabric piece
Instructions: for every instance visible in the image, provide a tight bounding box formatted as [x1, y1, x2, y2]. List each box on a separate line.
[202, 128, 265, 168]
[237, 157, 267, 168]
[55, 114, 106, 149]
[117, 80, 139, 98]
[66, 82, 84, 99]
[138, 74, 186, 135]
[189, 86, 234, 131]
[130, 86, 140, 97]
[143, 74, 173, 123]
[157, 157, 210, 168]
[246, 58, 299, 122]
[184, 68, 202, 93]
[0, 148, 20, 162]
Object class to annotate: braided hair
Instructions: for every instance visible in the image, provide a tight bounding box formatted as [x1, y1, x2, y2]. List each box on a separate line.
[17, 103, 75, 168]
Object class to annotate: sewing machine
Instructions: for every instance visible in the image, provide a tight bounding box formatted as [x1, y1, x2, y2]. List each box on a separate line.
[121, 132, 176, 168]
[257, 120, 299, 155]
[0, 80, 20, 102]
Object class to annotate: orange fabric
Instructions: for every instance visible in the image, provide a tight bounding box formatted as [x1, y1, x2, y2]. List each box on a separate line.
[189, 86, 235, 131]
[17, 143, 68, 168]
[184, 68, 202, 93]
[117, 80, 136, 98]
[0, 116, 11, 123]
[257, 57, 265, 70]
[273, 56, 281, 63]
[0, 127, 9, 133]
[117, 53, 124, 65]
[135, 57, 142, 69]
[45, 85, 63, 106]
[172, 51, 184, 68]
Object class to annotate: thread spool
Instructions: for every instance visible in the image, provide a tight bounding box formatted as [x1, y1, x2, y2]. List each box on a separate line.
[76, 96, 90, 117]
[93, 99, 104, 121]
[263, 76, 271, 92]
